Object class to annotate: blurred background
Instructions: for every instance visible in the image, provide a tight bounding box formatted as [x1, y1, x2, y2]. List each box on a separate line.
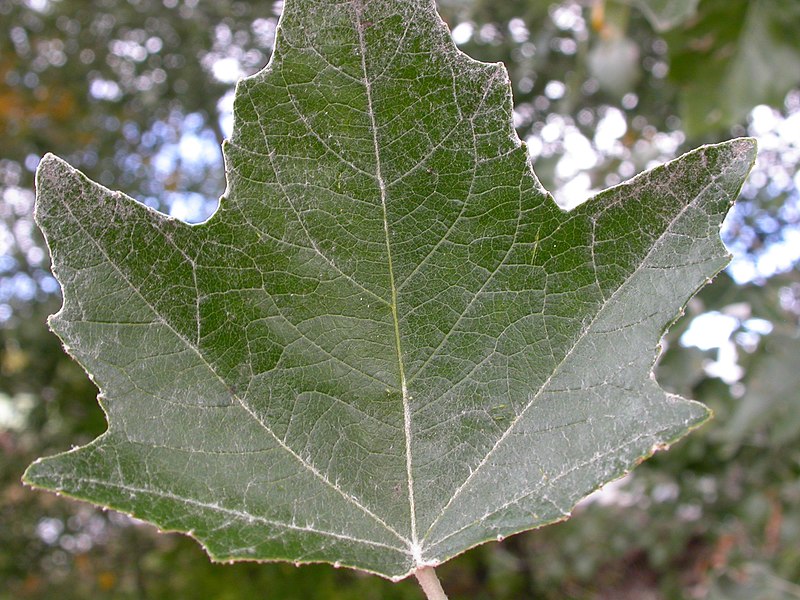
[1, 0, 799, 598]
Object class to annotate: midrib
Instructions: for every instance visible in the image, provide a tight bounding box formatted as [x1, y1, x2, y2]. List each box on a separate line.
[354, 6, 420, 562]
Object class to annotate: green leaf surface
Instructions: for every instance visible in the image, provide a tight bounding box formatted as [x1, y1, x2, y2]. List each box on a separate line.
[24, 0, 755, 580]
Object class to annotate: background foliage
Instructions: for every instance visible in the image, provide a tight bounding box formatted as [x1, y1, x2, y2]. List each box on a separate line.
[1, 0, 799, 597]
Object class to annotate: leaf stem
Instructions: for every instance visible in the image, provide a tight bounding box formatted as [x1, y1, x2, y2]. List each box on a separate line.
[414, 566, 448, 600]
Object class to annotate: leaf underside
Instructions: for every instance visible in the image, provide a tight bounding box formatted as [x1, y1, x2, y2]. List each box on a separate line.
[24, 0, 755, 580]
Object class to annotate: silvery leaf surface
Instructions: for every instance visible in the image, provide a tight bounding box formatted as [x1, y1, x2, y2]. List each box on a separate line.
[24, 0, 756, 580]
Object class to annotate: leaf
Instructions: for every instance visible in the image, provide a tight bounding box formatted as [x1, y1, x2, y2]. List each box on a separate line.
[721, 331, 800, 450]
[24, 0, 755, 581]
[666, 0, 800, 137]
[634, 0, 699, 32]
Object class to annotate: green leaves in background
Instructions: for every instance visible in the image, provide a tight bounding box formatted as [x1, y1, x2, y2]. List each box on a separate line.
[666, 0, 800, 138]
[634, 0, 699, 33]
[24, 0, 754, 580]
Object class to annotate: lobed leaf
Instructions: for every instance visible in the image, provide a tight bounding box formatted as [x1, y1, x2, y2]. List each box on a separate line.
[24, 0, 755, 580]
